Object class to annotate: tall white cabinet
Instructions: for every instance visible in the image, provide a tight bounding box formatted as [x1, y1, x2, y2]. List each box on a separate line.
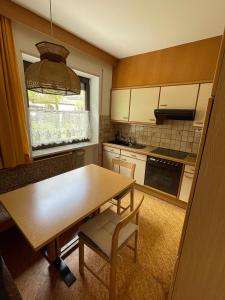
[179, 165, 195, 203]
[193, 83, 213, 127]
[129, 87, 160, 123]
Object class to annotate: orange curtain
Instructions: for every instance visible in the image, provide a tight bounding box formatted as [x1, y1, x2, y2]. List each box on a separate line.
[0, 15, 31, 168]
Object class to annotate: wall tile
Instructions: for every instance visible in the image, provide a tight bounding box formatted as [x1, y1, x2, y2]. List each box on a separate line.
[111, 120, 202, 154]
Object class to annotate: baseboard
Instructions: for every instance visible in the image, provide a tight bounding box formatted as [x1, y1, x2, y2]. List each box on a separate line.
[135, 183, 187, 209]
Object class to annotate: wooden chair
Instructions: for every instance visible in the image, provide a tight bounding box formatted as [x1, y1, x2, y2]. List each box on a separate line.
[78, 196, 144, 300]
[111, 158, 136, 215]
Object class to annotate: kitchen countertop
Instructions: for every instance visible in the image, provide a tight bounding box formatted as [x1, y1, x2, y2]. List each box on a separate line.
[103, 142, 197, 166]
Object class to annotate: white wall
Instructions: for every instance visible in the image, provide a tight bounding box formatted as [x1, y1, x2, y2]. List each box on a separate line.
[12, 22, 113, 165]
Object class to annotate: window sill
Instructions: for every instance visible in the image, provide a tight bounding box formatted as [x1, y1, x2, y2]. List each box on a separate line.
[32, 141, 98, 159]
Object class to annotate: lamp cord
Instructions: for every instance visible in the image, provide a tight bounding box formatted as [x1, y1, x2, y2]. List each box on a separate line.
[49, 0, 53, 37]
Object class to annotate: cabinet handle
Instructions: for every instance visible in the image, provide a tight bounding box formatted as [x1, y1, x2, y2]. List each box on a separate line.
[149, 118, 155, 121]
[121, 158, 127, 161]
[131, 154, 137, 158]
[115, 156, 120, 159]
[159, 104, 168, 107]
[195, 121, 203, 124]
[123, 117, 128, 119]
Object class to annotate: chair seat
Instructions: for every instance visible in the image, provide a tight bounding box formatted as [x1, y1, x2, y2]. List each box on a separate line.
[79, 208, 138, 258]
[0, 205, 14, 232]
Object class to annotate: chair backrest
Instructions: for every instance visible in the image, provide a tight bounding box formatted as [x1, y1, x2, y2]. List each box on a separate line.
[112, 158, 136, 179]
[111, 195, 144, 255]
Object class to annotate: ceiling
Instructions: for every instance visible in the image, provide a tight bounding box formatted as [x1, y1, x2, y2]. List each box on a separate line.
[12, 0, 225, 58]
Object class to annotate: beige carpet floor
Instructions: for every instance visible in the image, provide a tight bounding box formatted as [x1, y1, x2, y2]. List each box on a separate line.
[1, 190, 185, 300]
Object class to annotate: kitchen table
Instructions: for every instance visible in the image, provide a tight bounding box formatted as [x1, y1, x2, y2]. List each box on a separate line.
[0, 164, 135, 286]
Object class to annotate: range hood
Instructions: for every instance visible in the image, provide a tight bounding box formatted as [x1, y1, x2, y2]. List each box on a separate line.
[154, 109, 195, 123]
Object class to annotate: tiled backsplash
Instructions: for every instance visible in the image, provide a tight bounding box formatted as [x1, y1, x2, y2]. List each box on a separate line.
[112, 120, 202, 154]
[99, 115, 114, 163]
[100, 115, 114, 142]
[100, 116, 202, 154]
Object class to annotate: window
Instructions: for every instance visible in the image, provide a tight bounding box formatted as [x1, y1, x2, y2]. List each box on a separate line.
[23, 61, 91, 150]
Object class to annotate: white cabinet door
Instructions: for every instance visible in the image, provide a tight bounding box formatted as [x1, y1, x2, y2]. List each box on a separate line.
[103, 151, 120, 172]
[129, 87, 160, 123]
[111, 89, 130, 122]
[120, 155, 146, 185]
[179, 172, 194, 202]
[193, 83, 213, 127]
[159, 84, 199, 109]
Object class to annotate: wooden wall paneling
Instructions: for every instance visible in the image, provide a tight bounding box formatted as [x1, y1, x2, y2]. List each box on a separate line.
[112, 36, 222, 88]
[169, 98, 213, 299]
[170, 31, 225, 300]
[0, 0, 118, 66]
[171, 32, 225, 297]
[212, 32, 225, 96]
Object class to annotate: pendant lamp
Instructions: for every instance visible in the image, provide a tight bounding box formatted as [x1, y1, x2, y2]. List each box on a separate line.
[25, 0, 80, 95]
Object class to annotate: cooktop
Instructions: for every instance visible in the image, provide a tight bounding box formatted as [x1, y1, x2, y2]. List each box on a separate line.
[150, 147, 189, 159]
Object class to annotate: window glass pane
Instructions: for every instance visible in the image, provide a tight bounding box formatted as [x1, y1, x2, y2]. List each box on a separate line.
[27, 84, 90, 150]
[28, 90, 86, 112]
[24, 58, 91, 150]
[29, 109, 90, 149]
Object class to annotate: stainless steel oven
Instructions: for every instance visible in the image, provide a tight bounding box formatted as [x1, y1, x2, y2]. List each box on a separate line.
[144, 156, 183, 196]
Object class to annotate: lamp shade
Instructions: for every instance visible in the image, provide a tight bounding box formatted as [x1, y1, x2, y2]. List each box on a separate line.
[25, 41, 80, 95]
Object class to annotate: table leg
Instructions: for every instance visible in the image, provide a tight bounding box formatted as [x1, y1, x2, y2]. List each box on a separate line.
[46, 239, 76, 287]
[130, 183, 134, 211]
[46, 240, 58, 263]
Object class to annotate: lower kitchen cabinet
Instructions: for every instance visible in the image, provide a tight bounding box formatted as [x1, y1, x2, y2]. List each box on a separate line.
[179, 167, 195, 202]
[103, 144, 196, 204]
[103, 150, 120, 172]
[120, 154, 146, 185]
[103, 147, 146, 185]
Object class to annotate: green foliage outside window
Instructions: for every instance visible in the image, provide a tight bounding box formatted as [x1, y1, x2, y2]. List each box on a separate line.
[28, 90, 86, 111]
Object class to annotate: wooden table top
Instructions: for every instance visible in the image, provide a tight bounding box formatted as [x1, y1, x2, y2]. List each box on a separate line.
[0, 164, 134, 251]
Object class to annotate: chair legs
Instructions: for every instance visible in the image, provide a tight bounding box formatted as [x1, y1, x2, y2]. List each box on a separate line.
[79, 238, 84, 276]
[109, 254, 117, 300]
[117, 199, 121, 215]
[79, 235, 138, 300]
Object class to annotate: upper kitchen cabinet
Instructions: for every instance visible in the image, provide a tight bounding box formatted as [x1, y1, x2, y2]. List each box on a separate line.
[193, 83, 213, 127]
[159, 84, 199, 109]
[129, 87, 160, 124]
[111, 89, 130, 122]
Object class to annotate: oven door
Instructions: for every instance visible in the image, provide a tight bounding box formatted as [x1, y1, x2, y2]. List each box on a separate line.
[144, 156, 182, 196]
